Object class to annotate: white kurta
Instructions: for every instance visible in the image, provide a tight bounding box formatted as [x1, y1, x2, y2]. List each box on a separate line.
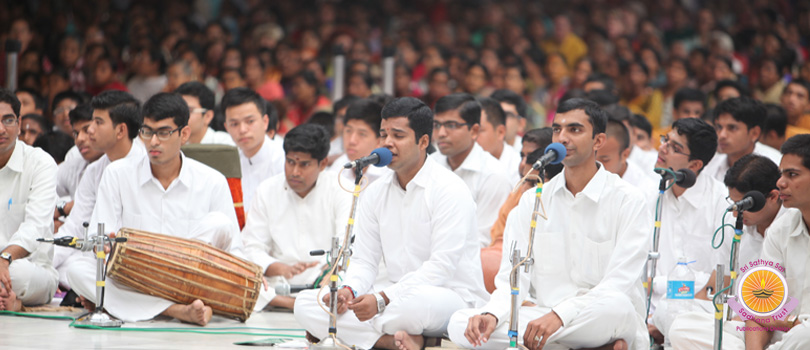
[240, 135, 285, 213]
[627, 145, 658, 173]
[496, 142, 522, 185]
[199, 126, 236, 146]
[431, 143, 511, 247]
[56, 146, 87, 200]
[67, 152, 242, 322]
[243, 171, 351, 308]
[294, 156, 488, 349]
[448, 165, 651, 350]
[508, 135, 523, 153]
[0, 141, 58, 306]
[328, 153, 393, 185]
[53, 143, 145, 288]
[702, 142, 783, 183]
[621, 159, 659, 203]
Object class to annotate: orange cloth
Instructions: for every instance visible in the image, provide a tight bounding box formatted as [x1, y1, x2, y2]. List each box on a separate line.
[481, 182, 531, 293]
[541, 33, 588, 70]
[622, 89, 664, 131]
[796, 113, 810, 130]
[786, 125, 810, 140]
[227, 177, 246, 229]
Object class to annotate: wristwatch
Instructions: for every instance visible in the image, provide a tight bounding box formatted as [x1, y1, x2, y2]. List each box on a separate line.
[1, 252, 12, 265]
[56, 201, 67, 217]
[374, 293, 386, 313]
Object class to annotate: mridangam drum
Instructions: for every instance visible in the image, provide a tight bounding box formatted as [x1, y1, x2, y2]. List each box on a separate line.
[106, 228, 262, 321]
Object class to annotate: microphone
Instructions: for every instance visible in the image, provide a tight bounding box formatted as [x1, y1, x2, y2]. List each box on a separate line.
[654, 168, 697, 188]
[532, 142, 566, 170]
[344, 147, 393, 169]
[727, 191, 766, 212]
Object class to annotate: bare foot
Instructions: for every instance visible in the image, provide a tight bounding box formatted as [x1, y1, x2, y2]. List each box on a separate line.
[162, 299, 213, 326]
[76, 295, 96, 311]
[394, 331, 424, 350]
[0, 289, 23, 311]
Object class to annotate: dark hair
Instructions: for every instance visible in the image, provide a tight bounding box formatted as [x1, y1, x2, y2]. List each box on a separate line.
[282, 123, 331, 162]
[672, 118, 717, 171]
[381, 97, 433, 143]
[175, 82, 215, 111]
[141, 93, 190, 128]
[763, 104, 788, 138]
[90, 90, 142, 139]
[673, 88, 706, 110]
[723, 154, 780, 196]
[490, 89, 527, 118]
[266, 101, 279, 132]
[52, 91, 85, 113]
[369, 93, 394, 107]
[559, 89, 587, 104]
[428, 67, 450, 81]
[522, 128, 552, 149]
[0, 88, 21, 117]
[334, 95, 361, 114]
[606, 119, 631, 152]
[555, 98, 608, 136]
[16, 87, 47, 112]
[219, 66, 244, 80]
[584, 73, 616, 95]
[602, 104, 631, 123]
[21, 113, 49, 132]
[714, 79, 749, 100]
[144, 47, 168, 74]
[586, 89, 620, 107]
[781, 134, 810, 171]
[435, 93, 481, 126]
[785, 80, 810, 101]
[32, 130, 74, 163]
[467, 62, 490, 79]
[295, 70, 319, 87]
[760, 58, 785, 77]
[478, 97, 505, 127]
[221, 87, 267, 116]
[306, 111, 335, 138]
[95, 53, 118, 72]
[348, 71, 373, 89]
[713, 96, 765, 131]
[344, 99, 383, 135]
[68, 104, 93, 125]
[629, 113, 653, 138]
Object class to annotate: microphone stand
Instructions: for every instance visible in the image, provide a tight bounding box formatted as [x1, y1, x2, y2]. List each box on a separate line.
[309, 166, 363, 350]
[643, 174, 668, 320]
[708, 211, 745, 350]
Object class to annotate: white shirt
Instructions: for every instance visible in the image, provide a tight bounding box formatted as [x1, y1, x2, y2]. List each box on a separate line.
[725, 206, 789, 276]
[240, 135, 285, 213]
[242, 171, 351, 285]
[199, 127, 235, 146]
[328, 153, 393, 185]
[431, 143, 511, 247]
[126, 75, 168, 103]
[622, 159, 659, 203]
[496, 142, 522, 185]
[760, 208, 810, 317]
[508, 135, 523, 153]
[702, 142, 783, 183]
[651, 172, 734, 304]
[90, 152, 240, 251]
[328, 137, 343, 157]
[0, 141, 58, 274]
[56, 143, 145, 240]
[341, 156, 488, 306]
[627, 145, 658, 174]
[56, 146, 89, 200]
[481, 165, 651, 326]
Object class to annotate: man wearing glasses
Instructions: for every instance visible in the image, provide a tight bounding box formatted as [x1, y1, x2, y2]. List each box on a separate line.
[52, 91, 145, 291]
[648, 118, 735, 345]
[430, 93, 511, 248]
[222, 87, 284, 213]
[0, 88, 58, 312]
[174, 82, 234, 146]
[67, 92, 241, 326]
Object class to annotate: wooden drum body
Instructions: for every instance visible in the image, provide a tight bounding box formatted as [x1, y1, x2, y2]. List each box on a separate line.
[106, 228, 262, 321]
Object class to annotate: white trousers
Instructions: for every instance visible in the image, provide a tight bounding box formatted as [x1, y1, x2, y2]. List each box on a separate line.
[294, 286, 469, 349]
[669, 311, 810, 350]
[2, 258, 58, 306]
[66, 212, 235, 322]
[447, 291, 649, 350]
[53, 246, 80, 289]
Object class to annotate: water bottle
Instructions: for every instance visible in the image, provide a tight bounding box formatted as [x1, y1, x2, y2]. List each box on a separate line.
[663, 257, 695, 343]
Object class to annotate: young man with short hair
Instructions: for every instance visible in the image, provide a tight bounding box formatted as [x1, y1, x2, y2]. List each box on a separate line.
[175, 82, 234, 146]
[0, 89, 58, 312]
[449, 98, 651, 350]
[431, 93, 511, 247]
[490, 89, 528, 153]
[476, 97, 522, 184]
[702, 97, 782, 182]
[222, 87, 284, 213]
[599, 119, 658, 194]
[294, 97, 488, 350]
[779, 79, 810, 135]
[67, 92, 240, 326]
[328, 98, 392, 183]
[243, 124, 351, 310]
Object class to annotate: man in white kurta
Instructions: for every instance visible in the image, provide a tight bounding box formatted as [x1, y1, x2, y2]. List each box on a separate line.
[448, 98, 651, 350]
[175, 82, 235, 146]
[243, 124, 351, 310]
[327, 98, 392, 185]
[0, 92, 59, 311]
[294, 97, 488, 350]
[67, 92, 240, 325]
[702, 142, 782, 183]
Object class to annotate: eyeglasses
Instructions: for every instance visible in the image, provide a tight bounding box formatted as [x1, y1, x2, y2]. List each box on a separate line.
[433, 121, 470, 131]
[660, 135, 691, 157]
[139, 126, 183, 141]
[191, 108, 208, 115]
[1, 116, 17, 127]
[54, 105, 76, 116]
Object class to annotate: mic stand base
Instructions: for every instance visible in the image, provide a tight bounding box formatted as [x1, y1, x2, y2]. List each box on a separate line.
[310, 336, 355, 350]
[74, 309, 123, 328]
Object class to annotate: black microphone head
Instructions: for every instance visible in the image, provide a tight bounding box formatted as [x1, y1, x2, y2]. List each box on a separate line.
[5, 40, 21, 53]
[675, 168, 697, 188]
[745, 191, 767, 212]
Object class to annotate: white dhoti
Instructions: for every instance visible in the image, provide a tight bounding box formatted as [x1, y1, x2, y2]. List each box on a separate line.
[53, 246, 80, 289]
[447, 291, 649, 350]
[294, 286, 469, 349]
[66, 212, 236, 322]
[651, 298, 715, 340]
[771, 320, 810, 349]
[4, 258, 58, 306]
[668, 311, 747, 350]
